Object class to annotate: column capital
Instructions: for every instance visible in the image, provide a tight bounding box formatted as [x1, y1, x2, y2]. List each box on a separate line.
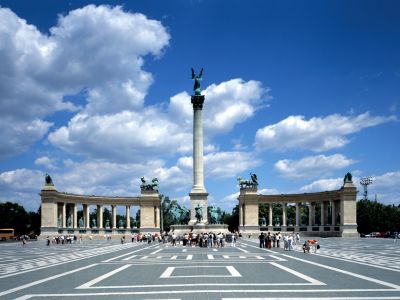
[191, 95, 205, 109]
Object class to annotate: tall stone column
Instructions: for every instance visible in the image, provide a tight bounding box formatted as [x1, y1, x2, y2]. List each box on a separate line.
[126, 205, 131, 229]
[295, 202, 300, 226]
[189, 94, 208, 224]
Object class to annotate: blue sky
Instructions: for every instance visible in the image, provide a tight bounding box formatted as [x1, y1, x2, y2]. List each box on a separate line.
[0, 0, 399, 214]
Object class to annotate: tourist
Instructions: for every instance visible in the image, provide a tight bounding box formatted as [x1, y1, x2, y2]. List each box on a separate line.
[288, 234, 293, 251]
[307, 239, 318, 253]
[296, 232, 300, 245]
[231, 234, 236, 247]
[259, 232, 265, 248]
[172, 233, 176, 246]
[302, 241, 310, 253]
[208, 232, 213, 248]
[283, 234, 288, 250]
[277, 232, 282, 248]
[46, 236, 50, 246]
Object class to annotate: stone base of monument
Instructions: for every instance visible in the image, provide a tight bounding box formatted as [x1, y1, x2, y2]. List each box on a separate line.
[170, 224, 230, 236]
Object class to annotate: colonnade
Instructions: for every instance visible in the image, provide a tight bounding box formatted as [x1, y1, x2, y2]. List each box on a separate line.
[40, 184, 161, 236]
[259, 200, 340, 227]
[56, 203, 138, 229]
[238, 178, 358, 237]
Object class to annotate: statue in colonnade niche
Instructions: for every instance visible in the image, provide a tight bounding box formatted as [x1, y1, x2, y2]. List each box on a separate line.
[66, 216, 72, 227]
[105, 219, 110, 228]
[118, 219, 124, 228]
[91, 218, 96, 228]
[78, 217, 84, 228]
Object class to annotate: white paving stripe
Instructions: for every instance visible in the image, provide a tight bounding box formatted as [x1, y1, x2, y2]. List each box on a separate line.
[151, 248, 162, 255]
[186, 255, 193, 260]
[208, 255, 214, 260]
[226, 266, 242, 277]
[269, 262, 325, 285]
[237, 247, 249, 253]
[76, 265, 131, 289]
[160, 267, 175, 278]
[0, 263, 97, 297]
[122, 255, 136, 261]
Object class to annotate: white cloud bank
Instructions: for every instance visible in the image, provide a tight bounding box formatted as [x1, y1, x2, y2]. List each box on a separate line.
[274, 154, 355, 179]
[255, 112, 396, 152]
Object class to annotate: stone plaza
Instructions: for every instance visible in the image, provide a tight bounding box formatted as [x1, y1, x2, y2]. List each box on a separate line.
[0, 236, 399, 299]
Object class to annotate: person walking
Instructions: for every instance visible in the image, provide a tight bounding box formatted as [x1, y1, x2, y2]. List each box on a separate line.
[259, 232, 265, 248]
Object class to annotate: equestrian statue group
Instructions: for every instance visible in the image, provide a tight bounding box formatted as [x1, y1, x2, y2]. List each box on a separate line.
[237, 173, 258, 189]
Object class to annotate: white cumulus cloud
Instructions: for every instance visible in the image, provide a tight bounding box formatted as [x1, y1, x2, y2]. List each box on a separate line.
[0, 5, 169, 160]
[255, 112, 396, 152]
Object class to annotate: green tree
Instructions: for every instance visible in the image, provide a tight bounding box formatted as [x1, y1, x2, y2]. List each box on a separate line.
[0, 202, 29, 235]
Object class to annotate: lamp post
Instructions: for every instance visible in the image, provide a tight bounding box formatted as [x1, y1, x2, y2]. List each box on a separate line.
[360, 177, 373, 200]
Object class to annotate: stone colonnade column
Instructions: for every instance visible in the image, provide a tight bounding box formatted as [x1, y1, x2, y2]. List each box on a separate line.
[62, 202, 66, 228]
[320, 201, 325, 225]
[308, 202, 313, 226]
[97, 205, 103, 229]
[239, 204, 243, 226]
[84, 204, 90, 228]
[331, 200, 336, 225]
[282, 202, 287, 226]
[268, 203, 273, 226]
[112, 205, 117, 229]
[295, 202, 300, 226]
[73, 204, 78, 228]
[126, 205, 131, 229]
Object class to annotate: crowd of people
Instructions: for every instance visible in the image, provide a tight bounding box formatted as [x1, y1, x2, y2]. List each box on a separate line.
[258, 232, 318, 253]
[163, 232, 237, 248]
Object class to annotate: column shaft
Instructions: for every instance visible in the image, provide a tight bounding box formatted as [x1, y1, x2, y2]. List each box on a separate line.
[192, 107, 205, 192]
[268, 203, 273, 226]
[331, 200, 336, 225]
[282, 203, 287, 226]
[73, 203, 78, 228]
[97, 205, 103, 229]
[62, 203, 66, 228]
[126, 206, 131, 229]
[295, 202, 300, 226]
[320, 201, 325, 225]
[112, 205, 117, 229]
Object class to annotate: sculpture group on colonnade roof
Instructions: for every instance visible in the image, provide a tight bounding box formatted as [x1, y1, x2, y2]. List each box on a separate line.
[140, 177, 159, 191]
[237, 172, 258, 189]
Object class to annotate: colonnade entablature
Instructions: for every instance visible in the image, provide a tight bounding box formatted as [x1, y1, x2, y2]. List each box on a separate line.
[238, 174, 358, 237]
[40, 180, 161, 237]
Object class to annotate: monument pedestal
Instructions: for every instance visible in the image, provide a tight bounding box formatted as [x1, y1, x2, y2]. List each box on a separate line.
[189, 191, 208, 225]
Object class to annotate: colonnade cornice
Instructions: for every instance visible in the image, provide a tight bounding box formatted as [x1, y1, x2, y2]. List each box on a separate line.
[258, 189, 342, 203]
[49, 191, 141, 205]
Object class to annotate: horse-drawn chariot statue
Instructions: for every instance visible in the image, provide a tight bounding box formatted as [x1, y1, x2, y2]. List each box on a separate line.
[140, 177, 159, 191]
[237, 172, 258, 189]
